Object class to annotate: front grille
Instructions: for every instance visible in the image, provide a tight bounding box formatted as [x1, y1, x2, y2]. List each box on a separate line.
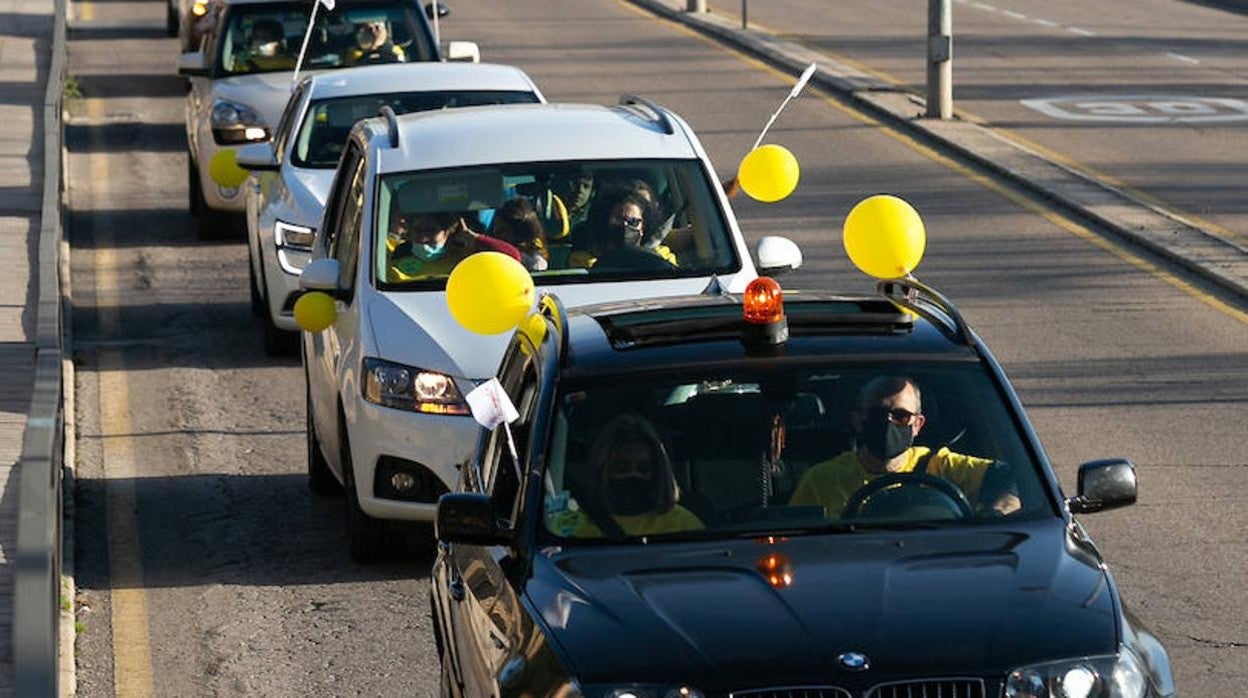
[731, 688, 852, 698]
[867, 679, 986, 698]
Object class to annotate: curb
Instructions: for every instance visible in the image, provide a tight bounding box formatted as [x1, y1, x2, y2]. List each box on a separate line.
[631, 0, 1248, 301]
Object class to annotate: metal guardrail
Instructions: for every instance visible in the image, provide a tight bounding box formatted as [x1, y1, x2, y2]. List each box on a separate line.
[13, 0, 68, 691]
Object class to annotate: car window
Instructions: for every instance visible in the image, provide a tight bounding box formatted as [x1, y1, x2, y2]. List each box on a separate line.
[480, 350, 538, 528]
[541, 362, 1052, 542]
[330, 155, 367, 293]
[272, 83, 307, 163]
[373, 159, 740, 288]
[292, 91, 541, 169]
[214, 1, 434, 77]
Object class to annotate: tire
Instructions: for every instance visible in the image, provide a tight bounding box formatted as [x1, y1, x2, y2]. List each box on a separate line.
[187, 154, 202, 217]
[305, 382, 341, 496]
[248, 251, 264, 318]
[340, 419, 388, 563]
[166, 2, 178, 37]
[262, 310, 297, 356]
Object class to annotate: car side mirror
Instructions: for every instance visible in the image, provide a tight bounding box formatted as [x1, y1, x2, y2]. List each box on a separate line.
[436, 493, 512, 546]
[235, 141, 279, 171]
[755, 236, 803, 276]
[425, 1, 450, 19]
[178, 51, 209, 77]
[445, 40, 480, 63]
[299, 258, 341, 292]
[1068, 458, 1138, 514]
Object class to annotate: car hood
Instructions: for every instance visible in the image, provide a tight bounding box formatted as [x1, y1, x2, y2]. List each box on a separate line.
[524, 521, 1119, 689]
[214, 72, 307, 126]
[367, 277, 728, 379]
[287, 168, 337, 221]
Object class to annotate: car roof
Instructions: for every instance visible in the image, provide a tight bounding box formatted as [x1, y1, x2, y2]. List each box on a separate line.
[549, 291, 980, 381]
[367, 102, 701, 172]
[304, 63, 541, 102]
[220, 0, 414, 6]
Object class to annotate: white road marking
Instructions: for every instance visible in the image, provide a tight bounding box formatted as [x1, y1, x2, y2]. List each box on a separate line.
[971, 3, 997, 12]
[1068, 27, 1097, 36]
[1021, 95, 1248, 123]
[1002, 10, 1027, 19]
[1164, 52, 1200, 65]
[1032, 18, 1059, 28]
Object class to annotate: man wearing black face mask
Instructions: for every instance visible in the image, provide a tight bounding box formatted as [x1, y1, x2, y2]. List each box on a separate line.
[572, 414, 704, 537]
[789, 376, 1021, 517]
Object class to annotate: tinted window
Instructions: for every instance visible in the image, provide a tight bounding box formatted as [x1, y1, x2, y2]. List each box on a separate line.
[292, 91, 541, 169]
[541, 362, 1052, 542]
[214, 1, 434, 77]
[374, 159, 740, 287]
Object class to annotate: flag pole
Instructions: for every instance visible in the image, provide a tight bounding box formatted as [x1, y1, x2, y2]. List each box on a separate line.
[292, 0, 325, 90]
[431, 0, 440, 49]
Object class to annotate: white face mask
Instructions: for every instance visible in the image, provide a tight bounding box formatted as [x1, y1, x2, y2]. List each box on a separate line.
[415, 241, 445, 260]
[254, 41, 280, 57]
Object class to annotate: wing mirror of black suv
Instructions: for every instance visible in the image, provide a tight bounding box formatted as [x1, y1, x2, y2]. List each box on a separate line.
[1067, 458, 1138, 514]
[436, 493, 513, 546]
[425, 2, 450, 19]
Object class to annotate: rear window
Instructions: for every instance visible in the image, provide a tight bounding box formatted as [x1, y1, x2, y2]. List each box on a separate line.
[374, 159, 741, 287]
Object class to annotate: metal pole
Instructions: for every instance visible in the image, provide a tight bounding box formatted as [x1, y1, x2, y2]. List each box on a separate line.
[686, 0, 706, 11]
[742, 0, 748, 29]
[925, 0, 952, 119]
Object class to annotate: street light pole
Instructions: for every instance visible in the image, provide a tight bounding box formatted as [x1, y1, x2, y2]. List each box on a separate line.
[926, 0, 952, 119]
[686, 0, 706, 11]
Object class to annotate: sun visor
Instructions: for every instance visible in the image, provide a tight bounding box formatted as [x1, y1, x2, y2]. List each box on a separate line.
[392, 170, 505, 213]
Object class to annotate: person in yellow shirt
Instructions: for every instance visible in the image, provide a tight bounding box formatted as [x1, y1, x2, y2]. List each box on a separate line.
[569, 414, 703, 538]
[790, 376, 1021, 519]
[237, 18, 296, 72]
[344, 19, 406, 66]
[568, 193, 677, 270]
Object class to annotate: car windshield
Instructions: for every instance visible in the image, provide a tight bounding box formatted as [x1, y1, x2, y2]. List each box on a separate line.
[539, 362, 1053, 543]
[215, 1, 432, 77]
[374, 159, 740, 286]
[292, 91, 542, 168]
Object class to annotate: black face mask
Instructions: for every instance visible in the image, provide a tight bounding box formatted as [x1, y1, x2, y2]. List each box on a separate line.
[607, 479, 655, 516]
[859, 417, 913, 461]
[607, 224, 642, 248]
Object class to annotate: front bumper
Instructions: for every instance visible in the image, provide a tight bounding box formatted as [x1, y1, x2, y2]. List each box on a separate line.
[347, 393, 481, 521]
[260, 235, 310, 331]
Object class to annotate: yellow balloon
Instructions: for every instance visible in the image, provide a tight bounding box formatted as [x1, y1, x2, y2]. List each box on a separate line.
[842, 194, 927, 279]
[293, 291, 337, 333]
[445, 252, 535, 335]
[737, 144, 800, 203]
[209, 149, 249, 188]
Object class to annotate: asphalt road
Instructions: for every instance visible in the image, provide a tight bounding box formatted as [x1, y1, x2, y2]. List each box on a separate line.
[66, 0, 1246, 695]
[706, 0, 1248, 247]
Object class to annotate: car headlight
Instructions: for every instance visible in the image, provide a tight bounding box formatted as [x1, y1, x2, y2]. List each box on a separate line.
[210, 99, 268, 144]
[362, 358, 469, 415]
[274, 220, 315, 274]
[575, 687, 703, 698]
[1005, 646, 1148, 698]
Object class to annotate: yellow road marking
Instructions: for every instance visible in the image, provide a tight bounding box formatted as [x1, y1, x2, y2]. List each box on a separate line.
[85, 97, 156, 698]
[621, 0, 1248, 324]
[79, 0, 94, 22]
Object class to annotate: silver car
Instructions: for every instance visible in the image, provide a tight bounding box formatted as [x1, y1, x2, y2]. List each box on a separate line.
[178, 0, 478, 238]
[236, 62, 545, 353]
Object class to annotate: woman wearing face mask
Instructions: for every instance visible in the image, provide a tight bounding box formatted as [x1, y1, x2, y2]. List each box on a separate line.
[572, 414, 703, 538]
[569, 192, 677, 270]
[788, 376, 1022, 518]
[386, 210, 520, 282]
[241, 18, 295, 72]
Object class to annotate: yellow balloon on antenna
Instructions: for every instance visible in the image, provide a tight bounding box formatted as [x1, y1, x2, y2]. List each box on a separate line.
[446, 252, 535, 335]
[737, 144, 800, 203]
[842, 195, 926, 279]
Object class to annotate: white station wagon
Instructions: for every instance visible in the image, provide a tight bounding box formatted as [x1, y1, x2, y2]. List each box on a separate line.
[236, 62, 544, 353]
[298, 99, 804, 561]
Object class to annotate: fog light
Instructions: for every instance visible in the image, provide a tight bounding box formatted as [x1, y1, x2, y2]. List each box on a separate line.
[390, 472, 417, 492]
[216, 185, 239, 199]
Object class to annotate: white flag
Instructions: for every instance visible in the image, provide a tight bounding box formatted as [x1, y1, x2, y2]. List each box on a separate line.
[466, 378, 519, 430]
[319, 0, 335, 10]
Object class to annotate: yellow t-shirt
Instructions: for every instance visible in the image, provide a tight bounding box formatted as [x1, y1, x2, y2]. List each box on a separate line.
[565, 505, 704, 538]
[789, 447, 994, 518]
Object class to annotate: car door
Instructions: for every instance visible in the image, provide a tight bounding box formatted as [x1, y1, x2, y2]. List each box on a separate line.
[446, 346, 539, 696]
[306, 142, 366, 467]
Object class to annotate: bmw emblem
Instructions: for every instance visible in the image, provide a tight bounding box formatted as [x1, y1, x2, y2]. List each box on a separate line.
[837, 652, 870, 672]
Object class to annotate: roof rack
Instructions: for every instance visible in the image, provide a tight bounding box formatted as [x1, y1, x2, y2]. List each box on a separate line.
[618, 94, 674, 135]
[378, 105, 399, 148]
[877, 277, 974, 346]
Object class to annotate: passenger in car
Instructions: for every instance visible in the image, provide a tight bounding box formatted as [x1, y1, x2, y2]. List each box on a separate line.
[345, 19, 406, 66]
[570, 414, 703, 538]
[488, 197, 549, 271]
[789, 375, 1021, 517]
[569, 192, 677, 269]
[386, 210, 520, 281]
[238, 18, 296, 72]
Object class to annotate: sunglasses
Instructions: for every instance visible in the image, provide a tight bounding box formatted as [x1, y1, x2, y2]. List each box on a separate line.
[611, 215, 644, 229]
[867, 406, 921, 426]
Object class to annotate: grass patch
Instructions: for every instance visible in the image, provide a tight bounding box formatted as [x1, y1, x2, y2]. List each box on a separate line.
[74, 621, 86, 635]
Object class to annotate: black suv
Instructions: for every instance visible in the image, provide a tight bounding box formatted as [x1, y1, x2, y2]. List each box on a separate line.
[430, 274, 1175, 698]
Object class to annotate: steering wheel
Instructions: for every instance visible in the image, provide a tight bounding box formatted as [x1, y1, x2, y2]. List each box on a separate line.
[842, 473, 975, 521]
[591, 246, 678, 272]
